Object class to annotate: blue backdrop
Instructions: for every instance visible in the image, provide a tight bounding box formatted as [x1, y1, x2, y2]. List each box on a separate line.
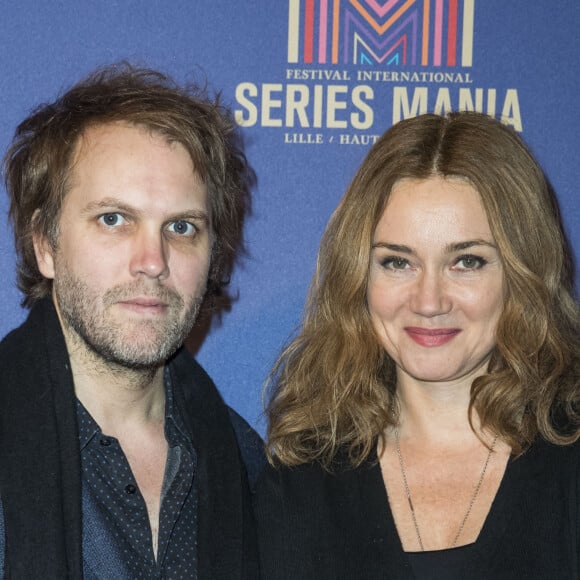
[0, 0, 578, 433]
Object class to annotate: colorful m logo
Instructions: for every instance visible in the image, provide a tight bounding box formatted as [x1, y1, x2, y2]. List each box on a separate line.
[287, 0, 475, 66]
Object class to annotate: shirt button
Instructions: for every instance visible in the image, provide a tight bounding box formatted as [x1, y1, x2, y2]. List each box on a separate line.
[125, 484, 137, 494]
[99, 437, 112, 446]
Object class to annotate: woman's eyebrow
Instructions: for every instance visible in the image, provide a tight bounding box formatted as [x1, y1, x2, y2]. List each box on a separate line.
[445, 239, 497, 253]
[371, 242, 413, 253]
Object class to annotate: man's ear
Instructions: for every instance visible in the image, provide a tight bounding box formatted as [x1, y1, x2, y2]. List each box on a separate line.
[32, 211, 56, 280]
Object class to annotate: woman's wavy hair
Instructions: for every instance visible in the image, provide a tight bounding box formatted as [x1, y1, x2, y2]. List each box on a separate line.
[4, 62, 249, 308]
[265, 111, 580, 468]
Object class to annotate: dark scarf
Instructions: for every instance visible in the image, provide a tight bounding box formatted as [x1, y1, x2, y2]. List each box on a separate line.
[0, 299, 258, 579]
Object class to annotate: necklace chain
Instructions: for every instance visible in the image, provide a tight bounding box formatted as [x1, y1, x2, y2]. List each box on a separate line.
[394, 429, 497, 551]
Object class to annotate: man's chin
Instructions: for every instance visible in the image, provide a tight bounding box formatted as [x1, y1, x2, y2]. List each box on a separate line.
[107, 339, 182, 366]
[57, 296, 196, 371]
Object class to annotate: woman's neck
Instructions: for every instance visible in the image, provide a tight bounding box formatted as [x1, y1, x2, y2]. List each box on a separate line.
[393, 372, 486, 447]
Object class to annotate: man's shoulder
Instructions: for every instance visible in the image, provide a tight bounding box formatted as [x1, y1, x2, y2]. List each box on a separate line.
[0, 312, 36, 359]
[168, 348, 266, 487]
[168, 348, 230, 413]
[226, 407, 266, 488]
[0, 299, 60, 360]
[0, 301, 59, 388]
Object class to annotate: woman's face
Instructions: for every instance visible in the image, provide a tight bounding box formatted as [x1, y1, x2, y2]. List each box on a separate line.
[367, 176, 504, 387]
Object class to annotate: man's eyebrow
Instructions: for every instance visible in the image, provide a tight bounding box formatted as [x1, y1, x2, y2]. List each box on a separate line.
[81, 197, 209, 223]
[81, 198, 138, 216]
[169, 210, 210, 224]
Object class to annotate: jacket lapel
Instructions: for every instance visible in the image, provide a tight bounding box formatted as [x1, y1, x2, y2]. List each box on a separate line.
[168, 348, 258, 580]
[0, 299, 83, 578]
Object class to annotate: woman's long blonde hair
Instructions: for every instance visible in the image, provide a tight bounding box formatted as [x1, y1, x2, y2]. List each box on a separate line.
[265, 112, 580, 468]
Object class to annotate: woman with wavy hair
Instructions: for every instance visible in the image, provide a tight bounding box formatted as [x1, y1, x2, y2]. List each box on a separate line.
[254, 112, 580, 579]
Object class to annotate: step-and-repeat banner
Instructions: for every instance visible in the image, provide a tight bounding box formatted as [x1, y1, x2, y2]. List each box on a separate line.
[0, 1, 578, 431]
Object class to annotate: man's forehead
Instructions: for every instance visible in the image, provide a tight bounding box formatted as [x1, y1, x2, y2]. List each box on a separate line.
[74, 121, 173, 156]
[72, 121, 204, 176]
[65, 121, 207, 192]
[62, 121, 209, 218]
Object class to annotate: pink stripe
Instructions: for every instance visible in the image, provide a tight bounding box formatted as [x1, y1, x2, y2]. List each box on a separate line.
[433, 0, 443, 66]
[365, 0, 400, 18]
[319, 0, 328, 63]
[421, 0, 430, 65]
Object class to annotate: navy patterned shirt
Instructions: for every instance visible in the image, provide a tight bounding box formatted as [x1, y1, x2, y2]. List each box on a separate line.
[77, 370, 198, 579]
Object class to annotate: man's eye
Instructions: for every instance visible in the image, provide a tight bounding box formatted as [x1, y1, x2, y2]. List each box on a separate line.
[167, 220, 196, 236]
[98, 213, 126, 227]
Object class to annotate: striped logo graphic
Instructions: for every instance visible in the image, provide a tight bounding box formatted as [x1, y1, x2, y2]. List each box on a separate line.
[287, 0, 475, 66]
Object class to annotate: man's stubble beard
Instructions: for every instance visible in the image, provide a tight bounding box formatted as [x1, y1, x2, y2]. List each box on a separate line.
[53, 266, 204, 371]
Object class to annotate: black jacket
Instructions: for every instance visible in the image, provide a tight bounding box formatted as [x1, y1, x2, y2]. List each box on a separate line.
[0, 298, 262, 579]
[255, 441, 580, 579]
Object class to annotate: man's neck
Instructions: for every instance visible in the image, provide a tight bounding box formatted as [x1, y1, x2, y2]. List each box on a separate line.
[64, 329, 167, 437]
[69, 339, 170, 558]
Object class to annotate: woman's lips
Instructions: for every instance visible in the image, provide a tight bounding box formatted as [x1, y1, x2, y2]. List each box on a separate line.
[404, 327, 462, 347]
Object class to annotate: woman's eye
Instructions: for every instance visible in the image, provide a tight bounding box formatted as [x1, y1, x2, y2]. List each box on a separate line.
[455, 255, 487, 270]
[381, 257, 410, 270]
[98, 213, 126, 227]
[167, 220, 195, 236]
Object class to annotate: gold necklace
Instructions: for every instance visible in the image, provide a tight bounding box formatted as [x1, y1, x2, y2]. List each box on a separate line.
[394, 429, 497, 551]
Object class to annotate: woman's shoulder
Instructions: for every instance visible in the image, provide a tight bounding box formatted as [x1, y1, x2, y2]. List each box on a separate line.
[255, 449, 374, 492]
[252, 454, 392, 580]
[253, 452, 382, 527]
[514, 436, 580, 481]
[255, 457, 343, 496]
[531, 436, 580, 457]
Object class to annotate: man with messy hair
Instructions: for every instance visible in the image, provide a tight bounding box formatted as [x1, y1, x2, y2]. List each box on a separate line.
[0, 64, 263, 578]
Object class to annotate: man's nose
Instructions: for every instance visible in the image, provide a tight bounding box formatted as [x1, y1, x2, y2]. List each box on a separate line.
[129, 227, 169, 280]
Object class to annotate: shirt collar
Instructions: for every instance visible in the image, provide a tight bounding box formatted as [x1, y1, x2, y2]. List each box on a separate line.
[76, 366, 192, 450]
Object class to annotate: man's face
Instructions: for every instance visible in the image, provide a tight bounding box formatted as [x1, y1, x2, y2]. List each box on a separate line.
[34, 122, 211, 369]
